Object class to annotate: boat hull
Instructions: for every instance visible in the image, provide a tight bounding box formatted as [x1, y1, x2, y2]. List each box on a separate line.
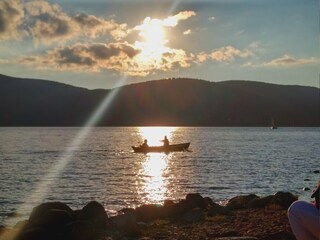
[132, 142, 190, 153]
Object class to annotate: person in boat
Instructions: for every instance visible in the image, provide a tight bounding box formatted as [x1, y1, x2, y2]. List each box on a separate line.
[287, 180, 320, 240]
[161, 136, 169, 147]
[141, 139, 149, 148]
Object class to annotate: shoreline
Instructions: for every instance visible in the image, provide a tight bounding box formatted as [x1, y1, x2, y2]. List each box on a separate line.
[0, 192, 298, 240]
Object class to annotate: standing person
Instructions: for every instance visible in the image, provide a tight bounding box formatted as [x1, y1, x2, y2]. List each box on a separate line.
[288, 181, 320, 240]
[162, 136, 169, 147]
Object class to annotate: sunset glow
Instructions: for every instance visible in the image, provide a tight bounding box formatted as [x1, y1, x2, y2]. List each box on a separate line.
[0, 1, 319, 239]
[0, 0, 318, 88]
[134, 18, 168, 66]
[138, 17, 167, 46]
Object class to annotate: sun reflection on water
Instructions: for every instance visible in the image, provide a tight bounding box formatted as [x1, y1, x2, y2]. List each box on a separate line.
[136, 127, 178, 204]
[137, 126, 177, 146]
[138, 153, 168, 204]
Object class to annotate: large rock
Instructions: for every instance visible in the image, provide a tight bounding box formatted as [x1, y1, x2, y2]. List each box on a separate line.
[28, 202, 74, 225]
[132, 194, 208, 222]
[133, 204, 162, 222]
[161, 195, 207, 220]
[247, 196, 274, 209]
[207, 203, 232, 216]
[79, 201, 108, 229]
[226, 194, 260, 210]
[118, 207, 135, 215]
[248, 192, 298, 210]
[27, 202, 74, 232]
[26, 202, 74, 237]
[162, 199, 192, 219]
[15, 201, 110, 240]
[30, 209, 73, 229]
[185, 193, 206, 209]
[226, 192, 298, 210]
[271, 192, 298, 209]
[204, 197, 215, 209]
[163, 199, 175, 207]
[17, 207, 74, 240]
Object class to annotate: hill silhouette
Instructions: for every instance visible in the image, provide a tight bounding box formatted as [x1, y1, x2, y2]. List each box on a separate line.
[0, 74, 319, 126]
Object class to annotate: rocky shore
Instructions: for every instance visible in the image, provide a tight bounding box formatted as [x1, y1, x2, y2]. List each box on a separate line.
[0, 192, 298, 240]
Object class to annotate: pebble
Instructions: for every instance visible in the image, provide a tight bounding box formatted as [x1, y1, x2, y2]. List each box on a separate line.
[303, 187, 310, 191]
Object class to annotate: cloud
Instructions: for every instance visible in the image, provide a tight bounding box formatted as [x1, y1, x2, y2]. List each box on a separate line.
[24, 0, 129, 45]
[163, 49, 192, 68]
[124, 11, 196, 76]
[0, 59, 10, 64]
[171, 11, 196, 21]
[242, 61, 254, 67]
[18, 42, 140, 71]
[0, 0, 26, 40]
[135, 10, 196, 31]
[208, 16, 215, 21]
[0, 0, 129, 44]
[183, 29, 192, 35]
[197, 46, 254, 63]
[196, 52, 208, 63]
[162, 11, 196, 27]
[1, 7, 196, 77]
[249, 41, 259, 49]
[14, 41, 192, 76]
[133, 49, 192, 76]
[25, 0, 79, 45]
[263, 54, 319, 67]
[73, 13, 128, 40]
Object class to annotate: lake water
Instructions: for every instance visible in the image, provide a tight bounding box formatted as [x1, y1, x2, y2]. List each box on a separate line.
[0, 127, 319, 226]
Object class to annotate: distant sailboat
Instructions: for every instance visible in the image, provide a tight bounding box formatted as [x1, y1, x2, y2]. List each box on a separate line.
[270, 117, 277, 129]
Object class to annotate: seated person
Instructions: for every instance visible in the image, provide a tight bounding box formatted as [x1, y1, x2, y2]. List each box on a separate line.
[288, 181, 320, 240]
[141, 139, 148, 148]
[161, 136, 169, 147]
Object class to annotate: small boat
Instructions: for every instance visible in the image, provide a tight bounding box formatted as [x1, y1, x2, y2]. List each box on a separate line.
[132, 142, 190, 153]
[270, 117, 278, 129]
[270, 125, 277, 130]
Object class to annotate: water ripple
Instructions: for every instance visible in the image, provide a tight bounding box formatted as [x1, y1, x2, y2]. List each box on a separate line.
[0, 127, 319, 225]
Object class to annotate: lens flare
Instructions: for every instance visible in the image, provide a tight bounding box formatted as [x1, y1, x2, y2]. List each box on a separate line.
[2, 76, 128, 235]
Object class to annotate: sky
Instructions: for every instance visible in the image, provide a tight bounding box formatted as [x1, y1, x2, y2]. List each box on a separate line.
[0, 0, 319, 89]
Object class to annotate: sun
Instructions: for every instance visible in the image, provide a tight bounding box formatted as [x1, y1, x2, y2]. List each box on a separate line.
[139, 17, 165, 45]
[134, 17, 169, 63]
